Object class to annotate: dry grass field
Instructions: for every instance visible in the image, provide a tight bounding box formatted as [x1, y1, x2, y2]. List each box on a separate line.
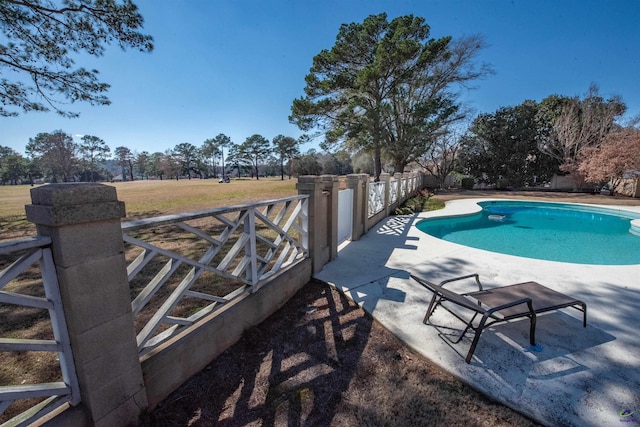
[0, 178, 298, 240]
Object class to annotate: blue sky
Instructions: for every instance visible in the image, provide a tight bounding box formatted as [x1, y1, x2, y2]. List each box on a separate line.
[2, 0, 639, 156]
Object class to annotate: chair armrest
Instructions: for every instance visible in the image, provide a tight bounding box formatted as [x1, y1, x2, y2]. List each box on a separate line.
[439, 273, 483, 291]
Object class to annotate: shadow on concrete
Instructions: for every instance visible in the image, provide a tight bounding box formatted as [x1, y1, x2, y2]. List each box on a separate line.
[316, 215, 420, 312]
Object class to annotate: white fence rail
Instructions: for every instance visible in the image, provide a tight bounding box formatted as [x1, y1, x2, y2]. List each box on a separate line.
[0, 237, 80, 427]
[389, 179, 398, 204]
[368, 181, 386, 218]
[366, 173, 422, 219]
[121, 195, 309, 356]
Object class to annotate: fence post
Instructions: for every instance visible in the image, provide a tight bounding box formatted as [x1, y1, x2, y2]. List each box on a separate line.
[380, 172, 391, 217]
[394, 173, 402, 203]
[321, 175, 339, 263]
[403, 172, 411, 200]
[297, 175, 338, 274]
[346, 174, 367, 241]
[25, 183, 147, 426]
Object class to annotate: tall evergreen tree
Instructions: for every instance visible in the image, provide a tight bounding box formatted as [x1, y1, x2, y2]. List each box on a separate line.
[272, 135, 300, 180]
[290, 13, 490, 178]
[79, 135, 110, 182]
[239, 135, 271, 180]
[114, 146, 134, 181]
[173, 142, 199, 179]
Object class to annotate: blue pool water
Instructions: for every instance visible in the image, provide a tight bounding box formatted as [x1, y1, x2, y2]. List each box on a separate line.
[416, 201, 640, 265]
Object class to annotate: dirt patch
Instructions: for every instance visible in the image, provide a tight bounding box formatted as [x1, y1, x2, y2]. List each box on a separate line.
[144, 279, 539, 426]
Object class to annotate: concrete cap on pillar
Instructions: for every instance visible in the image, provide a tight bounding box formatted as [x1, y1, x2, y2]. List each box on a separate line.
[26, 183, 126, 227]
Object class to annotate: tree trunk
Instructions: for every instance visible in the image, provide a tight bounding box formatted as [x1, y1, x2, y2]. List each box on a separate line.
[374, 145, 382, 180]
[280, 158, 284, 180]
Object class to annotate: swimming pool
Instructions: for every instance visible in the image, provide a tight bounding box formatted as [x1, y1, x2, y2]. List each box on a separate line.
[416, 200, 640, 265]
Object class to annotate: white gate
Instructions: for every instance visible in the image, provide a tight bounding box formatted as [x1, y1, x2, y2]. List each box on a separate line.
[337, 189, 353, 245]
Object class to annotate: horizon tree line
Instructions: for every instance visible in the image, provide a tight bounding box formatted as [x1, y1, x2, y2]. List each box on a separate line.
[0, 132, 310, 184]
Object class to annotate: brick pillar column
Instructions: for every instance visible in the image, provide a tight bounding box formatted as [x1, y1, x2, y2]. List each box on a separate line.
[25, 183, 147, 426]
[346, 174, 367, 241]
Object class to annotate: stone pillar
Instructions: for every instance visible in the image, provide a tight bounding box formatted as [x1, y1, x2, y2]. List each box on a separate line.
[346, 174, 368, 241]
[403, 172, 410, 198]
[297, 175, 339, 274]
[321, 175, 339, 263]
[380, 173, 391, 217]
[25, 183, 147, 426]
[394, 172, 403, 203]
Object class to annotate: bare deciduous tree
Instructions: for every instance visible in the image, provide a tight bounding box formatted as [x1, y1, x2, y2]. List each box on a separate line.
[416, 129, 462, 188]
[538, 83, 626, 188]
[578, 127, 640, 194]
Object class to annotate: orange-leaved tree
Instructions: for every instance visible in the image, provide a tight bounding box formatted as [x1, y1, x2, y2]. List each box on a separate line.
[578, 126, 640, 194]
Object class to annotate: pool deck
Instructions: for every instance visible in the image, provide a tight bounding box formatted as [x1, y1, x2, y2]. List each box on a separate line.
[315, 198, 640, 427]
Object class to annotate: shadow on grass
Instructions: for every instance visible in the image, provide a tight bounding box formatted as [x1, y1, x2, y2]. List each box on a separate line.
[0, 215, 35, 241]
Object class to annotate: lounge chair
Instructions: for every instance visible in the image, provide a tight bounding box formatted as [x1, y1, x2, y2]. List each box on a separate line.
[410, 273, 587, 363]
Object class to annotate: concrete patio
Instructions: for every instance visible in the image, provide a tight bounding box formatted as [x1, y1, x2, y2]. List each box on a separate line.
[315, 198, 640, 426]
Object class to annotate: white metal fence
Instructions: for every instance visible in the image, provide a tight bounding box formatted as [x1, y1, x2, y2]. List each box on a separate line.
[0, 237, 80, 427]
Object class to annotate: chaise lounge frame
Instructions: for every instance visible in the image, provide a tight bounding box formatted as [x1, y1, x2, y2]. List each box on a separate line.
[410, 273, 587, 363]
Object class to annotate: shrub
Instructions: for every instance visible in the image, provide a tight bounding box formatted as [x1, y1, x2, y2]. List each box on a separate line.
[393, 190, 444, 215]
[496, 179, 509, 190]
[461, 178, 475, 190]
